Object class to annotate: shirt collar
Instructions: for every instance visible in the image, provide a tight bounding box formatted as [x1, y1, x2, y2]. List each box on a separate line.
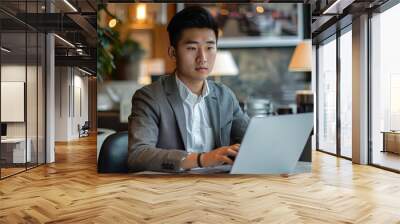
[175, 72, 209, 104]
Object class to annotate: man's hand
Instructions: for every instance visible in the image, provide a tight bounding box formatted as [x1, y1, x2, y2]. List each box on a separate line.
[201, 144, 240, 167]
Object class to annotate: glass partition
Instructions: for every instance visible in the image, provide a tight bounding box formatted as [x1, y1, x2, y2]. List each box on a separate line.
[1, 30, 28, 177]
[0, 0, 46, 179]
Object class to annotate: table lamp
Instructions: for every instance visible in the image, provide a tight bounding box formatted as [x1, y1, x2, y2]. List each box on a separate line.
[288, 40, 313, 113]
[210, 51, 239, 82]
[288, 39, 312, 72]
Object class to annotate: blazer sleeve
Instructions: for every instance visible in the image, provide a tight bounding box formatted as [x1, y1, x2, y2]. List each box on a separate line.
[226, 87, 250, 144]
[127, 87, 187, 172]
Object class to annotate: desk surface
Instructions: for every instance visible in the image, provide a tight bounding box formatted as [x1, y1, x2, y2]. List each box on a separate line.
[135, 162, 312, 175]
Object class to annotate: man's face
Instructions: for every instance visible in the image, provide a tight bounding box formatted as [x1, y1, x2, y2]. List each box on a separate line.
[172, 28, 217, 81]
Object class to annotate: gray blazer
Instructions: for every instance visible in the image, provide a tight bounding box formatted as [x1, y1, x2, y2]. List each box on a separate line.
[127, 75, 249, 172]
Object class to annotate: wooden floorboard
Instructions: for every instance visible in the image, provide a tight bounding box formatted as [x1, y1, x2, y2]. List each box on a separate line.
[1, 135, 400, 223]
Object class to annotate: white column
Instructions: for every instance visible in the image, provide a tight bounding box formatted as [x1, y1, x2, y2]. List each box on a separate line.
[45, 0, 56, 163]
[46, 33, 55, 163]
[352, 14, 369, 164]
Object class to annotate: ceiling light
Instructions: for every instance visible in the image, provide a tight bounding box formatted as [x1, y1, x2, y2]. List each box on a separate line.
[108, 18, 117, 28]
[1, 47, 11, 53]
[322, 0, 354, 15]
[76, 49, 83, 55]
[54, 34, 75, 48]
[256, 6, 264, 14]
[63, 0, 78, 12]
[77, 67, 92, 76]
[220, 9, 229, 16]
[75, 43, 85, 48]
[136, 4, 146, 21]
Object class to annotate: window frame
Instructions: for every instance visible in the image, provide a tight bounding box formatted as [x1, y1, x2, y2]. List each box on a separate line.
[315, 19, 353, 160]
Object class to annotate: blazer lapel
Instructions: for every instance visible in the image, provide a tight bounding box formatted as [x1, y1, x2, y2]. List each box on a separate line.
[205, 84, 221, 148]
[164, 75, 188, 150]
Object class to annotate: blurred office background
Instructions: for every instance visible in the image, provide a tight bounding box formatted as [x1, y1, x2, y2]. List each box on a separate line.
[0, 0, 97, 179]
[97, 3, 312, 147]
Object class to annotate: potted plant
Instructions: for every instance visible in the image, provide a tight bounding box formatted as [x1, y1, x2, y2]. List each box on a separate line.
[112, 38, 145, 80]
[97, 4, 145, 81]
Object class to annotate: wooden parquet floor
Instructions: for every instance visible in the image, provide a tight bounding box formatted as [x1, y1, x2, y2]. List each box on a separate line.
[1, 135, 400, 223]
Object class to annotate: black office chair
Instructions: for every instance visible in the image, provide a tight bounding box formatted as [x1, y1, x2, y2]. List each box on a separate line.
[78, 121, 90, 138]
[98, 131, 129, 173]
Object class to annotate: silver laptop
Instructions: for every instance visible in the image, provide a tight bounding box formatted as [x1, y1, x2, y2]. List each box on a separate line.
[189, 113, 314, 174]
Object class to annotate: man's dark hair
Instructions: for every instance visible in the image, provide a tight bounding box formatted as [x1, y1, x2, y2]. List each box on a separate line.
[167, 6, 219, 48]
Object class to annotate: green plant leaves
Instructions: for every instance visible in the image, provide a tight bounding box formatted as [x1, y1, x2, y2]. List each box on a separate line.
[97, 5, 144, 80]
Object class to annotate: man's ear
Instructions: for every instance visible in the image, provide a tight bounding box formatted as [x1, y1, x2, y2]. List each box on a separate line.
[168, 46, 176, 61]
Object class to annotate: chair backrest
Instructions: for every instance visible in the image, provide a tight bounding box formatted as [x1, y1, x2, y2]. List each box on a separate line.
[82, 121, 90, 129]
[246, 99, 273, 117]
[98, 131, 129, 173]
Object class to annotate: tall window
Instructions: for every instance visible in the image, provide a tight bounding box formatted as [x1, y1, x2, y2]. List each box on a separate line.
[317, 37, 337, 154]
[371, 2, 400, 171]
[339, 29, 352, 158]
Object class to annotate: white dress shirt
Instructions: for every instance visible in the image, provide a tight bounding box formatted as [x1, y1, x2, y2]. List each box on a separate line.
[176, 75, 215, 153]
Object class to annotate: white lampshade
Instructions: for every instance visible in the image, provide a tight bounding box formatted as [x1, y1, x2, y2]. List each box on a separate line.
[210, 51, 239, 76]
[289, 40, 312, 72]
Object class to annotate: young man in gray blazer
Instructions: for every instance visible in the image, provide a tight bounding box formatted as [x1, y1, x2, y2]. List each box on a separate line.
[128, 6, 249, 172]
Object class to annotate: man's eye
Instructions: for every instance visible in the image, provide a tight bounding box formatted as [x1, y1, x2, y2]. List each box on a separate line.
[207, 46, 215, 50]
[187, 47, 196, 50]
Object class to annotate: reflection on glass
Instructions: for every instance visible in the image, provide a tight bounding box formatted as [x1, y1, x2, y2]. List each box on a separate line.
[371, 3, 400, 171]
[318, 38, 337, 154]
[340, 30, 352, 158]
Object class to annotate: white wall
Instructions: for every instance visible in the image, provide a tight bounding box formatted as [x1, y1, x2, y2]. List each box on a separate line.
[75, 70, 89, 139]
[54, 67, 69, 141]
[54, 67, 89, 141]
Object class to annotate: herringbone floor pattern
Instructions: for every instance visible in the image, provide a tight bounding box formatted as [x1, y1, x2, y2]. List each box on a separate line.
[1, 135, 400, 223]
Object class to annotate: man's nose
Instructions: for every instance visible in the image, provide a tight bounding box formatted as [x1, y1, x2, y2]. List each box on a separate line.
[196, 48, 207, 64]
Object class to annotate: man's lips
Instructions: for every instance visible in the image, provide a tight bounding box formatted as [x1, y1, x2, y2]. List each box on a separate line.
[195, 67, 208, 72]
